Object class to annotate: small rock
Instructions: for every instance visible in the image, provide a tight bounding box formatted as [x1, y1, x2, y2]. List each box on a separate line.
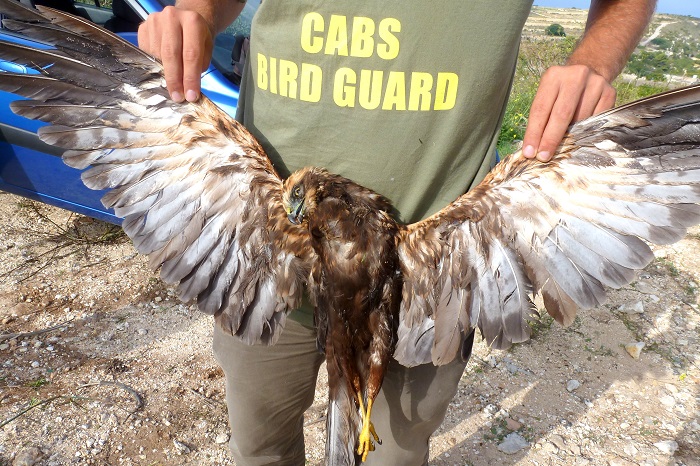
[172, 439, 190, 454]
[653, 440, 678, 455]
[505, 418, 522, 431]
[624, 444, 638, 456]
[215, 433, 230, 444]
[542, 441, 558, 454]
[619, 301, 644, 314]
[660, 395, 675, 408]
[502, 357, 533, 375]
[11, 303, 34, 317]
[497, 432, 529, 454]
[0, 343, 9, 351]
[566, 379, 580, 392]
[31, 361, 40, 368]
[549, 434, 566, 451]
[12, 447, 44, 466]
[137, 328, 148, 335]
[495, 408, 510, 419]
[625, 342, 645, 359]
[635, 282, 658, 295]
[154, 296, 163, 303]
[483, 404, 499, 417]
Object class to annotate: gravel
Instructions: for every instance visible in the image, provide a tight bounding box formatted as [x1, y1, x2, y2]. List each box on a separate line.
[1, 194, 699, 465]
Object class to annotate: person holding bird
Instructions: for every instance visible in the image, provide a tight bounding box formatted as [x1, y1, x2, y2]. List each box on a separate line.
[135, 1, 657, 465]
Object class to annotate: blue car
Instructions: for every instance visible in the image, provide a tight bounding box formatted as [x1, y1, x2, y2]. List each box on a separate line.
[0, 0, 259, 224]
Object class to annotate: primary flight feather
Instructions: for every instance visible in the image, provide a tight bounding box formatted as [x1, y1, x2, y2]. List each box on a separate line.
[2, 1, 700, 464]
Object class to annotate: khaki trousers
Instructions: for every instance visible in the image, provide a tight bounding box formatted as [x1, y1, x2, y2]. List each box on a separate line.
[213, 319, 469, 466]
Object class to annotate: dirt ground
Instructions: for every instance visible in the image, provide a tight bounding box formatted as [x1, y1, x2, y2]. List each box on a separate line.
[0, 191, 698, 466]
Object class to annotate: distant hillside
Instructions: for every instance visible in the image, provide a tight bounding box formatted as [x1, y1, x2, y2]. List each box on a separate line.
[524, 6, 589, 38]
[525, 6, 700, 84]
[525, 6, 699, 40]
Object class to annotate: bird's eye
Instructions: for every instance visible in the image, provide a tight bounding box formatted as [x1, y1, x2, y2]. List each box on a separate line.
[293, 186, 302, 197]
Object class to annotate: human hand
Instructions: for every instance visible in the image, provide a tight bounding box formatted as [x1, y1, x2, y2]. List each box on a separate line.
[137, 5, 214, 103]
[522, 64, 616, 162]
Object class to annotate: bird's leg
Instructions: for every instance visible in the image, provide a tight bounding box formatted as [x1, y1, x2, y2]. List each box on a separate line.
[356, 396, 380, 462]
[356, 308, 393, 461]
[356, 390, 365, 417]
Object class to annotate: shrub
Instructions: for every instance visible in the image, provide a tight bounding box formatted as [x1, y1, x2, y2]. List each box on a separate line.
[545, 23, 566, 37]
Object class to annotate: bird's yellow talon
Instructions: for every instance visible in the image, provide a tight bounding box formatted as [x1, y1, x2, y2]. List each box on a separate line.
[370, 423, 380, 445]
[357, 424, 377, 462]
[356, 398, 380, 462]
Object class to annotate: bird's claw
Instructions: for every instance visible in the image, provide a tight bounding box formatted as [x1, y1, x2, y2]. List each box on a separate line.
[357, 421, 380, 462]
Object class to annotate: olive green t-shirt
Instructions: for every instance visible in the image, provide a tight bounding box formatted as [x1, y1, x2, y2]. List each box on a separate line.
[236, 0, 534, 326]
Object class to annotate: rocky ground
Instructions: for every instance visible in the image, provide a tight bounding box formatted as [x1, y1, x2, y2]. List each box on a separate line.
[0, 192, 698, 466]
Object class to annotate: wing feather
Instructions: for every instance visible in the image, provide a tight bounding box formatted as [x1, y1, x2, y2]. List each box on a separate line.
[396, 84, 700, 365]
[0, 0, 314, 345]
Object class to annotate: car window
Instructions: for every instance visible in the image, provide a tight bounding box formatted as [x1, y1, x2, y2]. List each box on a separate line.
[157, 0, 259, 36]
[30, 0, 115, 26]
[0, 0, 258, 82]
[157, 0, 260, 78]
[75, 0, 112, 7]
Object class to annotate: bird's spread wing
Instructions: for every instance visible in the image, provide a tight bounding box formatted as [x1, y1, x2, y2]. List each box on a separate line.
[0, 0, 314, 344]
[395, 84, 700, 367]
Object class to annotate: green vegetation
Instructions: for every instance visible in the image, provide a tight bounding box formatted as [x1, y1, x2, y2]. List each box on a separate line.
[26, 377, 49, 389]
[626, 29, 700, 81]
[75, 0, 113, 8]
[614, 80, 670, 103]
[625, 50, 694, 81]
[545, 23, 566, 37]
[650, 37, 672, 49]
[498, 36, 668, 154]
[498, 37, 576, 154]
[499, 10, 700, 154]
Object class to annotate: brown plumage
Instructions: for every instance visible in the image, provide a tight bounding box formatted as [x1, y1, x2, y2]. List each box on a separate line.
[3, 1, 700, 464]
[282, 167, 401, 463]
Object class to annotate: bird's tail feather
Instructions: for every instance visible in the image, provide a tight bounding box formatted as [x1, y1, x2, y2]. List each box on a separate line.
[325, 375, 362, 465]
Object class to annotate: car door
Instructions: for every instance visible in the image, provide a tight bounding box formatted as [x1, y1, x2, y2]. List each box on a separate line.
[0, 0, 257, 224]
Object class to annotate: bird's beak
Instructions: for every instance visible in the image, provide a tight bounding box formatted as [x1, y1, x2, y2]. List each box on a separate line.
[286, 199, 305, 225]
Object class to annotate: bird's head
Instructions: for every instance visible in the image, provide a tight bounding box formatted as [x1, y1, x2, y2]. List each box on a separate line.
[282, 167, 327, 225]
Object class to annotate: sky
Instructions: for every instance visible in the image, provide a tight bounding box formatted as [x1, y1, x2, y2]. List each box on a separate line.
[533, 0, 700, 18]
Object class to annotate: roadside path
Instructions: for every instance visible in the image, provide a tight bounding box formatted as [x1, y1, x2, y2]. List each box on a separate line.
[640, 21, 676, 46]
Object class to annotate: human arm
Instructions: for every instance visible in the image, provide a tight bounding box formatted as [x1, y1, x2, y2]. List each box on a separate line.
[522, 0, 657, 162]
[137, 0, 246, 102]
